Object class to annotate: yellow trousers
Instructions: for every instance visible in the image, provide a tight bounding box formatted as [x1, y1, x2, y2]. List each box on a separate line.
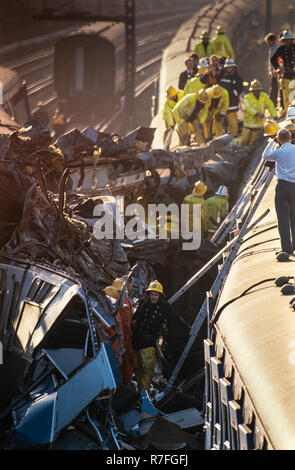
[239, 127, 263, 147]
[177, 119, 205, 146]
[226, 111, 238, 137]
[133, 346, 155, 392]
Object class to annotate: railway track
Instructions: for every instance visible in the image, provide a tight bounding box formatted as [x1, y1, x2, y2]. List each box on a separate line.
[0, 9, 195, 132]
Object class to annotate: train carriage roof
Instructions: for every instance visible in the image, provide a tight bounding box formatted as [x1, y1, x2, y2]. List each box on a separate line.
[214, 176, 295, 450]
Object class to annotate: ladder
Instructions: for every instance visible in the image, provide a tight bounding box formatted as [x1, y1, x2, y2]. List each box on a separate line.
[165, 162, 275, 393]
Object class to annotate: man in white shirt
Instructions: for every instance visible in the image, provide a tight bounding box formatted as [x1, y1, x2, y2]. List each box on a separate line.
[263, 128, 295, 254]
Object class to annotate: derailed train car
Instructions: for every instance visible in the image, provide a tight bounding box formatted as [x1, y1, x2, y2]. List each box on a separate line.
[54, 22, 125, 120]
[0, 254, 122, 449]
[203, 121, 295, 450]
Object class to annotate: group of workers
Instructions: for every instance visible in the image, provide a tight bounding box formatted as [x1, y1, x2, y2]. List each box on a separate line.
[162, 24, 289, 150]
[104, 277, 181, 394]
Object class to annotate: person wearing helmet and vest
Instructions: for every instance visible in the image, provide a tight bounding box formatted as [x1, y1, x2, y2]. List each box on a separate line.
[208, 25, 235, 59]
[111, 276, 134, 385]
[204, 84, 229, 139]
[194, 31, 211, 58]
[173, 89, 210, 146]
[220, 58, 244, 137]
[206, 185, 229, 239]
[183, 58, 208, 96]
[183, 180, 208, 236]
[132, 280, 178, 392]
[162, 85, 183, 144]
[240, 79, 277, 147]
[271, 29, 295, 114]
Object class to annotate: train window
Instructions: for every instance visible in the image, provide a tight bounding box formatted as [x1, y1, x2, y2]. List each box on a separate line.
[37, 295, 96, 378]
[238, 423, 254, 450]
[4, 278, 21, 335]
[229, 400, 242, 450]
[14, 300, 43, 352]
[0, 269, 6, 323]
[219, 377, 232, 449]
[27, 278, 59, 307]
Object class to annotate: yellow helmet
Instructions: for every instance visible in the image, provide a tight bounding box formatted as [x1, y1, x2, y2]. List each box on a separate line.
[249, 79, 262, 91]
[104, 285, 119, 299]
[197, 89, 209, 104]
[211, 84, 223, 99]
[146, 280, 164, 295]
[200, 31, 209, 39]
[166, 86, 177, 99]
[112, 277, 125, 291]
[264, 120, 280, 136]
[216, 25, 225, 34]
[193, 180, 207, 196]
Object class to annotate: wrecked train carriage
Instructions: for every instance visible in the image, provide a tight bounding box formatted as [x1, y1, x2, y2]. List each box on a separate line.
[0, 253, 122, 448]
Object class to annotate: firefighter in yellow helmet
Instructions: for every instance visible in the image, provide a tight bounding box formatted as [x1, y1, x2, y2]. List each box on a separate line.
[132, 280, 179, 392]
[173, 89, 210, 146]
[182, 180, 208, 236]
[183, 58, 208, 96]
[52, 104, 66, 138]
[240, 79, 277, 147]
[264, 119, 280, 139]
[204, 84, 229, 139]
[162, 85, 183, 144]
[208, 25, 235, 59]
[194, 31, 211, 58]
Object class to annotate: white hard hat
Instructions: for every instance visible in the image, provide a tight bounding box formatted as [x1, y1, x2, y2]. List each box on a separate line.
[198, 58, 209, 68]
[215, 185, 229, 196]
[287, 104, 295, 120]
[224, 58, 236, 68]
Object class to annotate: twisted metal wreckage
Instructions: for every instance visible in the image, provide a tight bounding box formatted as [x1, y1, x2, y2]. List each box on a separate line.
[0, 119, 252, 449]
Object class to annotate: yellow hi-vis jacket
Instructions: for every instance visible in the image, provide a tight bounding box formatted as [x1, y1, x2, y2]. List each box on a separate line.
[207, 86, 229, 116]
[183, 76, 206, 96]
[193, 41, 210, 58]
[173, 93, 209, 127]
[243, 91, 277, 129]
[162, 92, 183, 127]
[208, 33, 235, 59]
[183, 193, 208, 235]
[207, 194, 229, 232]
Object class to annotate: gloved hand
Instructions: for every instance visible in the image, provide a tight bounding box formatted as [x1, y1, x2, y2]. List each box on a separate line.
[215, 113, 223, 121]
[264, 160, 275, 169]
[256, 112, 264, 118]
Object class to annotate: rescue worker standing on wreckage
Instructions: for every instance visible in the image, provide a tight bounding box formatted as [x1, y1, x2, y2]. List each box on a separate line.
[271, 29, 295, 114]
[239, 79, 277, 148]
[173, 89, 210, 146]
[182, 180, 208, 237]
[204, 84, 229, 140]
[162, 86, 183, 144]
[220, 58, 244, 138]
[132, 280, 178, 393]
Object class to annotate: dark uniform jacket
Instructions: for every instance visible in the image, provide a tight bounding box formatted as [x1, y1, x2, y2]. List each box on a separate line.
[178, 69, 195, 90]
[131, 298, 177, 350]
[219, 71, 243, 111]
[271, 44, 295, 78]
